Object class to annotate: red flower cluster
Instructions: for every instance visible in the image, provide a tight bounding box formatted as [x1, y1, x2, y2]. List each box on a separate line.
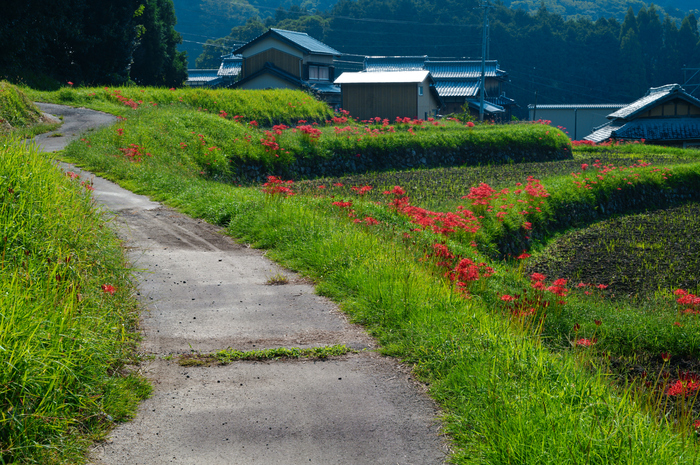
[118, 144, 151, 162]
[101, 284, 116, 295]
[261, 176, 294, 197]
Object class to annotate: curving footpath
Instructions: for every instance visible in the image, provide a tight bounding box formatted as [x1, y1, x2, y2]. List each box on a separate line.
[34, 103, 447, 465]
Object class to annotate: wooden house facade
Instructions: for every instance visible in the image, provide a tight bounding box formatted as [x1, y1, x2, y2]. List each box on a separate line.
[334, 71, 442, 121]
[231, 28, 341, 106]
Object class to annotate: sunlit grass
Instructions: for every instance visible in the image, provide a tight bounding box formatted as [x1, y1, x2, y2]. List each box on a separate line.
[0, 138, 150, 464]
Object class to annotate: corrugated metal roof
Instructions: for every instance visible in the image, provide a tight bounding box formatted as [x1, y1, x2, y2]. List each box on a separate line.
[364, 56, 428, 72]
[270, 28, 341, 56]
[425, 60, 503, 79]
[528, 104, 626, 110]
[335, 70, 431, 84]
[434, 80, 480, 97]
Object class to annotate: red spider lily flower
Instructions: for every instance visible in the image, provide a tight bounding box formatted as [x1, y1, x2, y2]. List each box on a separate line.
[101, 284, 116, 295]
[576, 338, 596, 347]
[466, 121, 475, 127]
[67, 81, 74, 86]
[552, 278, 567, 286]
[596, 284, 608, 290]
[249, 121, 258, 127]
[331, 201, 353, 209]
[317, 185, 325, 189]
[363, 217, 379, 225]
[667, 379, 700, 397]
[333, 182, 344, 187]
[674, 322, 682, 327]
[661, 352, 671, 362]
[577, 282, 588, 288]
[674, 289, 688, 296]
[500, 294, 516, 302]
[573, 323, 580, 332]
[516, 252, 531, 259]
[522, 222, 532, 230]
[581, 163, 588, 171]
[594, 319, 602, 326]
[530, 273, 546, 282]
[531, 281, 545, 290]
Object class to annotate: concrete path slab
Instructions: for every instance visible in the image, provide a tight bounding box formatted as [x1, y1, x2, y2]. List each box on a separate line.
[35, 103, 448, 465]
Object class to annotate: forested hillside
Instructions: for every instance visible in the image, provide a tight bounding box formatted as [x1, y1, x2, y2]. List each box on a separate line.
[192, 0, 700, 118]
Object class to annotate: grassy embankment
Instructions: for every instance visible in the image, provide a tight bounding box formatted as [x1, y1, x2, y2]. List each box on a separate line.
[0, 135, 150, 463]
[0, 81, 60, 138]
[32, 85, 700, 463]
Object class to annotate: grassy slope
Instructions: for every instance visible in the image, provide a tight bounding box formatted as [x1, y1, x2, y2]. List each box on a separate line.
[0, 81, 60, 138]
[0, 138, 150, 464]
[26, 86, 700, 462]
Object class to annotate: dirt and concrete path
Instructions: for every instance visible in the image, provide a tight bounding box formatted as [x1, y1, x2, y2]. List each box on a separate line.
[34, 104, 448, 465]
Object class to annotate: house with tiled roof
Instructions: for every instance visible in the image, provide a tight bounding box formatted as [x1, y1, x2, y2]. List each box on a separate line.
[185, 53, 242, 88]
[230, 28, 342, 106]
[363, 56, 515, 119]
[585, 84, 700, 148]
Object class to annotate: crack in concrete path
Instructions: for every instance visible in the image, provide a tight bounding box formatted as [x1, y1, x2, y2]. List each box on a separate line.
[34, 103, 448, 465]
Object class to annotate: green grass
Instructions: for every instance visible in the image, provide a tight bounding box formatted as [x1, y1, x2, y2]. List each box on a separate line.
[32, 87, 700, 463]
[0, 81, 61, 139]
[179, 345, 354, 366]
[0, 138, 150, 464]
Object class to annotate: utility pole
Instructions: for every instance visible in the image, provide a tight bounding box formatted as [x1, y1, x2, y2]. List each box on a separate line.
[683, 67, 700, 97]
[479, 0, 489, 122]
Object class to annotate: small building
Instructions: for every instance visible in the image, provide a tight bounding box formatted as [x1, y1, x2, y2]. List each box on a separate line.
[230, 28, 342, 106]
[334, 70, 442, 121]
[363, 56, 515, 120]
[527, 104, 626, 140]
[585, 84, 700, 148]
[185, 54, 242, 88]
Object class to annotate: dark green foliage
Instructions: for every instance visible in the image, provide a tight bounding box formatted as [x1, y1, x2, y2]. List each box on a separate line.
[131, 0, 188, 87]
[0, 0, 187, 87]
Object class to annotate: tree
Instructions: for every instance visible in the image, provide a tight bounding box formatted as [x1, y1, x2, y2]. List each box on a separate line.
[131, 0, 188, 87]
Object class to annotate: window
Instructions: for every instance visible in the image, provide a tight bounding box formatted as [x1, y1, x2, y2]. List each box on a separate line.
[309, 65, 329, 81]
[418, 86, 424, 96]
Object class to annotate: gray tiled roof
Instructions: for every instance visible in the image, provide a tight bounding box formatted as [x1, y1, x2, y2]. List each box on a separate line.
[608, 84, 700, 120]
[584, 122, 622, 143]
[425, 60, 504, 79]
[186, 70, 221, 85]
[364, 56, 428, 72]
[218, 54, 242, 77]
[467, 99, 505, 114]
[434, 80, 480, 97]
[270, 28, 341, 56]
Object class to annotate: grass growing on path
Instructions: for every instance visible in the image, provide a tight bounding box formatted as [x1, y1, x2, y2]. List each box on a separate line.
[0, 138, 150, 464]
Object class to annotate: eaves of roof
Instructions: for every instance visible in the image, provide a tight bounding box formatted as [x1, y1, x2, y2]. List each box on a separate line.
[233, 28, 341, 57]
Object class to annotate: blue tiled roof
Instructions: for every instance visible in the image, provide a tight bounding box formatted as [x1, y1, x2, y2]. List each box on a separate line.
[467, 99, 505, 114]
[308, 82, 341, 94]
[434, 80, 480, 97]
[487, 95, 517, 107]
[186, 70, 221, 86]
[585, 118, 700, 143]
[270, 28, 341, 56]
